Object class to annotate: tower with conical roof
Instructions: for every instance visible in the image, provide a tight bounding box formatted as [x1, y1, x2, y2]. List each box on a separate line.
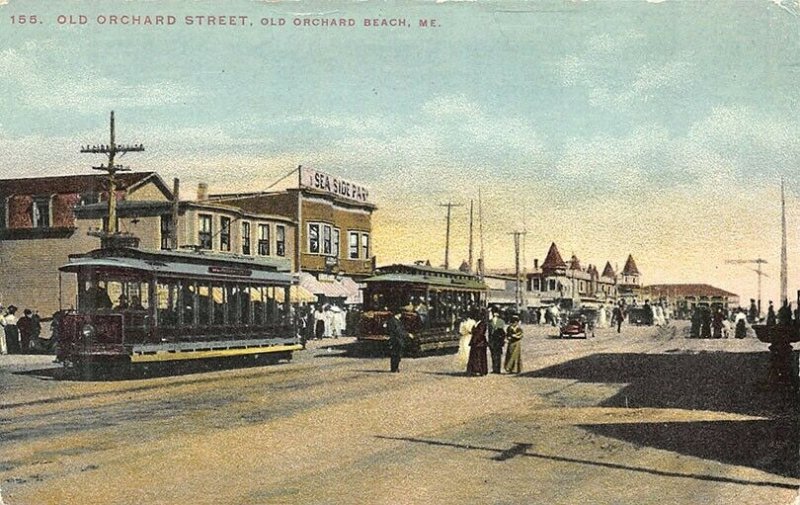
[541, 242, 567, 274]
[618, 254, 642, 303]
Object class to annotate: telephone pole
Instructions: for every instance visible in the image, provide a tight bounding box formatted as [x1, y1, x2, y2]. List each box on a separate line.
[468, 200, 474, 273]
[80, 111, 145, 236]
[440, 201, 462, 269]
[509, 230, 527, 314]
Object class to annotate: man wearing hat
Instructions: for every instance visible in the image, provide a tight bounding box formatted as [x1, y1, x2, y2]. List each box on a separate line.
[0, 305, 6, 355]
[3, 305, 20, 354]
[386, 305, 414, 372]
[504, 314, 523, 374]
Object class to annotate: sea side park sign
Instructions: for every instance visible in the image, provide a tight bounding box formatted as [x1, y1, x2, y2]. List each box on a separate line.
[300, 167, 370, 204]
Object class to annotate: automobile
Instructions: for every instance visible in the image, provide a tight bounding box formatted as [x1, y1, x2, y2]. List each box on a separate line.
[627, 307, 653, 326]
[559, 312, 592, 339]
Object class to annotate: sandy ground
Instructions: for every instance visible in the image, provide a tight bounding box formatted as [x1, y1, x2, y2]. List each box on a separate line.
[1, 321, 799, 505]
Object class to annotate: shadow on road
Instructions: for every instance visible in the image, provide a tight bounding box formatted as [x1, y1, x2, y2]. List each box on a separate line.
[14, 354, 291, 382]
[522, 350, 800, 478]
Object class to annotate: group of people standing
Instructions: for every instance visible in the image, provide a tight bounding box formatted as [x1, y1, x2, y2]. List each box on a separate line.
[458, 308, 523, 376]
[0, 305, 42, 355]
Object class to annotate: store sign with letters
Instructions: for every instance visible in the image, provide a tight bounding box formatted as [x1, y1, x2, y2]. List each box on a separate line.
[300, 167, 370, 204]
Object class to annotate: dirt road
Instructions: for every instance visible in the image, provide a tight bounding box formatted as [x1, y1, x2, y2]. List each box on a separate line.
[1, 322, 798, 504]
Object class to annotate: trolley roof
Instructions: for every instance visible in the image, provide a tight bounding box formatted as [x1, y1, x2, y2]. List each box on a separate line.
[60, 247, 294, 283]
[364, 263, 486, 290]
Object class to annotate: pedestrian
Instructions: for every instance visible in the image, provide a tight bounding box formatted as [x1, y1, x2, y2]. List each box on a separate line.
[466, 309, 488, 376]
[387, 306, 412, 373]
[712, 308, 723, 338]
[313, 304, 326, 340]
[3, 305, 20, 354]
[700, 307, 712, 338]
[735, 309, 747, 339]
[18, 308, 36, 353]
[767, 301, 776, 326]
[0, 305, 7, 355]
[504, 314, 523, 374]
[487, 308, 506, 374]
[613, 303, 625, 334]
[456, 310, 476, 369]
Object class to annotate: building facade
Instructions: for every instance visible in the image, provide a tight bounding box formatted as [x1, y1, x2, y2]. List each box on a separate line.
[642, 284, 740, 318]
[524, 242, 639, 309]
[209, 167, 376, 303]
[0, 172, 172, 315]
[0, 172, 299, 315]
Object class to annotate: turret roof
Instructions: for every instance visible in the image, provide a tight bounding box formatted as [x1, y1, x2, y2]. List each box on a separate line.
[602, 261, 616, 278]
[541, 242, 567, 270]
[622, 254, 640, 276]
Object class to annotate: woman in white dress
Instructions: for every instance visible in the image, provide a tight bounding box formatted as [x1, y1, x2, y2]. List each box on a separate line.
[456, 311, 476, 369]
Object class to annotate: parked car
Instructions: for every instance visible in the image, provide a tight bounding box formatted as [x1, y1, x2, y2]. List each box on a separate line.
[559, 310, 595, 339]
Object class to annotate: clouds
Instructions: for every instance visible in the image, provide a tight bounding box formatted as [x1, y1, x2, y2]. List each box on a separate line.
[558, 30, 694, 111]
[0, 46, 202, 112]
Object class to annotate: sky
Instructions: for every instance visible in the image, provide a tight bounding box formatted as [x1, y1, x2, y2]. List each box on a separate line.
[2, 0, 800, 304]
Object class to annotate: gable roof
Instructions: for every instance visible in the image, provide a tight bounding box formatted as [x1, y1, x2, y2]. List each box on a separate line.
[602, 261, 616, 278]
[622, 254, 640, 276]
[541, 242, 567, 270]
[0, 172, 162, 198]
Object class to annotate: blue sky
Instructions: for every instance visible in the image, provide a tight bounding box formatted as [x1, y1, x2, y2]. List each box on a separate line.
[3, 0, 800, 301]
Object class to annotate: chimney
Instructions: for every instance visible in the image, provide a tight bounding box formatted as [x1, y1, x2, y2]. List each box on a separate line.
[197, 182, 208, 201]
[534, 258, 539, 269]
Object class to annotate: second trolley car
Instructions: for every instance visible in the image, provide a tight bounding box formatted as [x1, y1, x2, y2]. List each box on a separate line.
[358, 263, 487, 355]
[57, 246, 302, 375]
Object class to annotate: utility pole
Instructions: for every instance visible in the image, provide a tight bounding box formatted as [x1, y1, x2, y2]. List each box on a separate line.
[468, 200, 474, 273]
[509, 230, 527, 314]
[781, 177, 787, 304]
[80, 111, 144, 236]
[440, 201, 462, 269]
[725, 258, 769, 316]
[478, 189, 485, 278]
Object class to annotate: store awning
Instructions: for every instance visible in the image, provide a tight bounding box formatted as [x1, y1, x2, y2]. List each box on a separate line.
[299, 273, 362, 304]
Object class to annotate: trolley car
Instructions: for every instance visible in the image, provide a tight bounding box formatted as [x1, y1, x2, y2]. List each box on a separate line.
[358, 264, 487, 355]
[57, 247, 301, 374]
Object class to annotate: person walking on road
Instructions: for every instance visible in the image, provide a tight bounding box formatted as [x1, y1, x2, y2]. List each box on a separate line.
[466, 309, 488, 376]
[456, 310, 476, 369]
[0, 305, 7, 355]
[612, 303, 625, 334]
[17, 308, 37, 354]
[3, 305, 20, 354]
[487, 308, 506, 374]
[504, 314, 523, 374]
[387, 307, 412, 373]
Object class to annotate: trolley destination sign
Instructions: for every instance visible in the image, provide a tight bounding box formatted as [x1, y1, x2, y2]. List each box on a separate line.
[300, 166, 370, 204]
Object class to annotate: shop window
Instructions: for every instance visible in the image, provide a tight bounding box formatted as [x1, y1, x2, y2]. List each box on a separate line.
[276, 225, 286, 257]
[220, 217, 231, 252]
[31, 197, 50, 228]
[199, 214, 213, 250]
[361, 233, 369, 259]
[308, 223, 319, 254]
[160, 214, 172, 250]
[349, 232, 359, 259]
[258, 224, 270, 256]
[323, 225, 332, 255]
[332, 228, 340, 258]
[242, 222, 251, 255]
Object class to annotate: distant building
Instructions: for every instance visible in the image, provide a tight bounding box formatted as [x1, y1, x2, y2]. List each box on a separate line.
[642, 284, 740, 318]
[525, 242, 630, 309]
[617, 254, 642, 305]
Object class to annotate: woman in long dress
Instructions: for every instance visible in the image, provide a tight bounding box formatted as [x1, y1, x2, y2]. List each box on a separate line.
[504, 314, 523, 374]
[466, 311, 488, 376]
[456, 312, 476, 369]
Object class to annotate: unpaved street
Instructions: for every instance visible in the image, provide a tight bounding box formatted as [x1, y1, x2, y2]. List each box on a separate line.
[1, 322, 799, 505]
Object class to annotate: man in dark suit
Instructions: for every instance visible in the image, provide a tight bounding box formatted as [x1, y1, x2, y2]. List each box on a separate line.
[387, 307, 412, 372]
